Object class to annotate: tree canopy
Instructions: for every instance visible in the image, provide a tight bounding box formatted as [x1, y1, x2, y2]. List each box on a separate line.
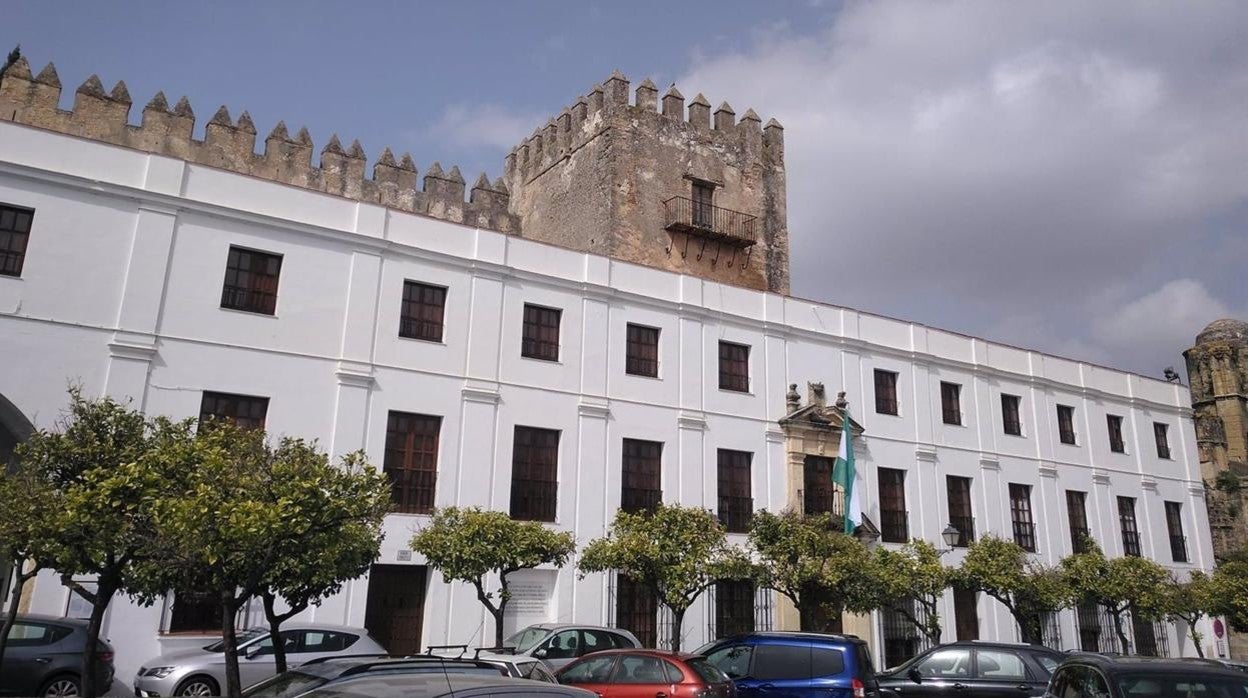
[870, 539, 951, 644]
[579, 504, 750, 650]
[1060, 542, 1170, 652]
[956, 536, 1070, 645]
[412, 506, 576, 647]
[746, 510, 876, 632]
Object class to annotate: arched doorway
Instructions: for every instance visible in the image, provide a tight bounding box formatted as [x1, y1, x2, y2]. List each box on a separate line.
[0, 392, 34, 606]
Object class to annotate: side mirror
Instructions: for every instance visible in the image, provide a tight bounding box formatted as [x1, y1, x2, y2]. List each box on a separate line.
[534, 648, 548, 659]
[244, 645, 260, 660]
[907, 667, 922, 684]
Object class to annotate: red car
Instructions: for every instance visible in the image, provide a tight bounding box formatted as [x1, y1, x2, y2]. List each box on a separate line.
[556, 649, 737, 698]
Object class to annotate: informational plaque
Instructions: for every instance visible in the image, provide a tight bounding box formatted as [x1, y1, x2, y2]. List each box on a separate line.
[502, 570, 555, 636]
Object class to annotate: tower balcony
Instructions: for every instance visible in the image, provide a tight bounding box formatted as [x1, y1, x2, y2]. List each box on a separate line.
[663, 196, 758, 247]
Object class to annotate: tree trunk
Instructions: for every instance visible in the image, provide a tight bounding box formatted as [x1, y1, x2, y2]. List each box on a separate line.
[1187, 620, 1205, 658]
[263, 593, 290, 675]
[670, 607, 686, 652]
[495, 572, 511, 648]
[221, 592, 244, 698]
[0, 562, 35, 674]
[80, 580, 116, 698]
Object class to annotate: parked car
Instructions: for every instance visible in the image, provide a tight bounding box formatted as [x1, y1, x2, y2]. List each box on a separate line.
[0, 613, 115, 698]
[243, 655, 508, 697]
[1173, 656, 1248, 674]
[696, 631, 879, 698]
[133, 623, 386, 697]
[556, 648, 737, 698]
[498, 624, 641, 669]
[291, 673, 598, 697]
[1044, 654, 1248, 697]
[877, 641, 1065, 698]
[473, 650, 560, 682]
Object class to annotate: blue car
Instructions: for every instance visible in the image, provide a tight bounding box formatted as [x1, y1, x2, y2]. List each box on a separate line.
[696, 632, 880, 698]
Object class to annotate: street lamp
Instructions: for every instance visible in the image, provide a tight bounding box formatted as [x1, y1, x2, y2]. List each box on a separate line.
[941, 523, 961, 549]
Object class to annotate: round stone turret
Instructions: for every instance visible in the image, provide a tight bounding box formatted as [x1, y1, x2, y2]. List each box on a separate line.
[1196, 318, 1248, 345]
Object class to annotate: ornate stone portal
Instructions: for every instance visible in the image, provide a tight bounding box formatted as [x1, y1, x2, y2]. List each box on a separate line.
[773, 382, 875, 638]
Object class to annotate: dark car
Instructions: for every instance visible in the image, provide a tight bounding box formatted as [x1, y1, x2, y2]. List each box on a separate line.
[291, 673, 598, 697]
[555, 648, 737, 698]
[877, 642, 1064, 698]
[1044, 654, 1248, 698]
[0, 613, 115, 697]
[696, 632, 879, 698]
[242, 655, 508, 697]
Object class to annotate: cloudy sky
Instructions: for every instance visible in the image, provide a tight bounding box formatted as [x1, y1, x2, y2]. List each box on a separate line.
[4, 1, 1245, 379]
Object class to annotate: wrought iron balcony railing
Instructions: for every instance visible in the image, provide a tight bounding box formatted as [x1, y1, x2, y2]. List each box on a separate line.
[663, 196, 758, 247]
[880, 509, 909, 543]
[621, 487, 662, 515]
[1122, 530, 1142, 557]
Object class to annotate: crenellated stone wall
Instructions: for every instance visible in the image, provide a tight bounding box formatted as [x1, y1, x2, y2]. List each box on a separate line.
[503, 70, 790, 294]
[0, 57, 519, 233]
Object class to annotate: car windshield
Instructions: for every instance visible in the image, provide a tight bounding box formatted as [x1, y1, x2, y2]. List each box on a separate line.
[688, 658, 731, 684]
[1117, 674, 1248, 698]
[243, 671, 328, 698]
[204, 628, 267, 652]
[504, 627, 550, 653]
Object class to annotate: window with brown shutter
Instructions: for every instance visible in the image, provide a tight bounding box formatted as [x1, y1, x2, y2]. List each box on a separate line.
[220, 246, 282, 315]
[715, 579, 756, 639]
[1009, 484, 1036, 552]
[803, 455, 839, 523]
[1002, 394, 1022, 436]
[521, 304, 561, 361]
[717, 449, 753, 533]
[399, 281, 447, 342]
[691, 180, 715, 228]
[198, 391, 269, 430]
[510, 426, 560, 521]
[941, 382, 961, 425]
[1057, 405, 1077, 445]
[621, 438, 662, 514]
[874, 369, 898, 415]
[1066, 490, 1091, 553]
[946, 476, 974, 547]
[626, 324, 660, 377]
[384, 411, 441, 514]
[1154, 422, 1171, 459]
[1107, 415, 1125, 453]
[878, 468, 908, 543]
[0, 204, 34, 278]
[1164, 501, 1187, 562]
[1118, 496, 1141, 556]
[718, 342, 750, 392]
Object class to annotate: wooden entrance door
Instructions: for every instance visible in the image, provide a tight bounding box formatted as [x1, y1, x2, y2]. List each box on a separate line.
[365, 565, 427, 655]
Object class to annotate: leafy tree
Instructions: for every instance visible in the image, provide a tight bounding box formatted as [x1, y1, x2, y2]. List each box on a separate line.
[0, 463, 58, 670]
[148, 424, 390, 697]
[1163, 572, 1215, 658]
[15, 390, 179, 698]
[412, 506, 577, 648]
[255, 447, 390, 674]
[1060, 542, 1170, 652]
[1207, 560, 1248, 633]
[746, 510, 876, 632]
[579, 504, 750, 650]
[956, 536, 1070, 645]
[870, 540, 950, 644]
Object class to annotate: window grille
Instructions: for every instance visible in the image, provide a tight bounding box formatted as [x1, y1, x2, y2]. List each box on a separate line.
[221, 246, 282, 315]
[399, 281, 447, 342]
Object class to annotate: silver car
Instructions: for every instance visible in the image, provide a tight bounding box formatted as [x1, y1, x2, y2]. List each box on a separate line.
[501, 624, 641, 670]
[133, 624, 386, 696]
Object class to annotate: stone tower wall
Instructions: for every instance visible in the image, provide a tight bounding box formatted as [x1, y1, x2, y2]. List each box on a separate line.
[0, 57, 518, 232]
[503, 72, 790, 294]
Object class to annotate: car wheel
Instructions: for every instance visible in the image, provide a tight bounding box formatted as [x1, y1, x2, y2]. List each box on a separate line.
[177, 676, 220, 696]
[40, 675, 81, 697]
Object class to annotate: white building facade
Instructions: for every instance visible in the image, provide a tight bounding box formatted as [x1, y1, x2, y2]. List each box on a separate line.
[0, 98, 1216, 679]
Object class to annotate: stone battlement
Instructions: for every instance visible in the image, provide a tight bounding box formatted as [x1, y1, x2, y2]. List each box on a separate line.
[0, 57, 518, 233]
[505, 69, 784, 185]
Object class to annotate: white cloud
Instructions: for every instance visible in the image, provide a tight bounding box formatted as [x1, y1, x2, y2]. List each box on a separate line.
[677, 0, 1248, 375]
[426, 103, 547, 152]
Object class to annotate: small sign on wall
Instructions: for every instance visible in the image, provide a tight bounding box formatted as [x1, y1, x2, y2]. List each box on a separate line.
[396, 549, 412, 562]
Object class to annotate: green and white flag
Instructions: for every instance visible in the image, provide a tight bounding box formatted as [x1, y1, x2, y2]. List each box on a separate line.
[832, 409, 860, 535]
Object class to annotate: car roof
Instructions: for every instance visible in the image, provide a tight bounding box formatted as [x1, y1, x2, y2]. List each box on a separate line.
[0, 613, 88, 628]
[942, 641, 1063, 653]
[300, 672, 592, 696]
[563, 648, 701, 661]
[713, 631, 866, 646]
[243, 622, 368, 633]
[1062, 654, 1248, 677]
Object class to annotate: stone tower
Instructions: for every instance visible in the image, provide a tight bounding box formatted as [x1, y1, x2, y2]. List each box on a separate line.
[1184, 318, 1248, 658]
[503, 71, 790, 294]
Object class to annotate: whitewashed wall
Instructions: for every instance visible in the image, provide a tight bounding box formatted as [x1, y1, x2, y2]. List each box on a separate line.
[0, 121, 1215, 680]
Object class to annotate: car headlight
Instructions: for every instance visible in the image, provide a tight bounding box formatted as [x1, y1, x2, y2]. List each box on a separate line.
[143, 666, 179, 678]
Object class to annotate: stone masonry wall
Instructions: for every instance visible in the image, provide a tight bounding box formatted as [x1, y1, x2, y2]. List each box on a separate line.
[504, 71, 790, 294]
[0, 57, 518, 233]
